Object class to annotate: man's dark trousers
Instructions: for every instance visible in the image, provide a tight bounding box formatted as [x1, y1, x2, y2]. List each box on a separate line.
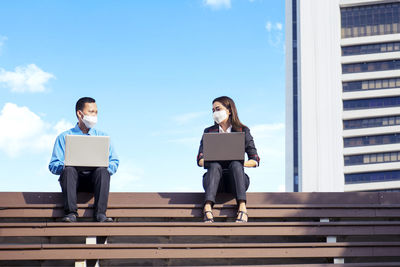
[59, 166, 110, 216]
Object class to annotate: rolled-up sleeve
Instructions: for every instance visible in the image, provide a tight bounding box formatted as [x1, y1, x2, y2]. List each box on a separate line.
[49, 135, 65, 175]
[108, 140, 119, 175]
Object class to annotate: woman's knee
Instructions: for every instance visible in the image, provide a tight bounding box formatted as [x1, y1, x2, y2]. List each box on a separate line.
[203, 164, 223, 189]
[245, 174, 250, 190]
[208, 162, 223, 173]
[228, 161, 243, 171]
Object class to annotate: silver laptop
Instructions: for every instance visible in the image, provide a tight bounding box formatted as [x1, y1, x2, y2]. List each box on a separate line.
[64, 135, 109, 168]
[203, 132, 245, 168]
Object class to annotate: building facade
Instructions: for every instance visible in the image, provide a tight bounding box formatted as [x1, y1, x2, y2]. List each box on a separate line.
[286, 0, 400, 192]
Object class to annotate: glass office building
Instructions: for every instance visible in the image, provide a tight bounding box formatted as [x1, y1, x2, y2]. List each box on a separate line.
[286, 0, 400, 192]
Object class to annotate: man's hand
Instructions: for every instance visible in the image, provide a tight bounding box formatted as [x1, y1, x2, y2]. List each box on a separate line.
[199, 159, 204, 167]
[244, 159, 257, 168]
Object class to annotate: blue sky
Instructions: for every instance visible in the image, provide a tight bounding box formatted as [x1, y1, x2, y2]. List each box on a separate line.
[0, 0, 285, 192]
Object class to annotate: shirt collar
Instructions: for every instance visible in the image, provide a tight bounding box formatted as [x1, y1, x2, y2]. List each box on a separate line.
[74, 123, 95, 135]
[219, 125, 232, 133]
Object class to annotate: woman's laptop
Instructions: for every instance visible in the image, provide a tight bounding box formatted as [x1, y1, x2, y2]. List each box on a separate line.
[64, 135, 109, 168]
[203, 132, 245, 168]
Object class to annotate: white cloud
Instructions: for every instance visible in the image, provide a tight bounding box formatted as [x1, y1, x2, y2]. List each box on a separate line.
[265, 21, 284, 49]
[172, 111, 207, 125]
[250, 122, 285, 158]
[265, 22, 272, 32]
[0, 103, 73, 157]
[111, 159, 143, 192]
[204, 0, 231, 10]
[0, 64, 55, 93]
[278, 184, 285, 192]
[167, 136, 199, 145]
[246, 122, 285, 192]
[53, 119, 74, 135]
[0, 35, 7, 55]
[265, 21, 283, 32]
[251, 123, 284, 138]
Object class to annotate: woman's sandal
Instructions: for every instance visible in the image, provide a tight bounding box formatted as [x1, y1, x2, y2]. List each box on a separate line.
[235, 211, 248, 223]
[203, 210, 214, 223]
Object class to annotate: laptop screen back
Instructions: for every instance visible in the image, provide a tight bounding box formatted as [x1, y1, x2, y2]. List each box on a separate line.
[203, 132, 245, 167]
[64, 135, 109, 168]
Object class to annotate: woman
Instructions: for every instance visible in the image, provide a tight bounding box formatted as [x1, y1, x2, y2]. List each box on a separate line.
[197, 96, 260, 223]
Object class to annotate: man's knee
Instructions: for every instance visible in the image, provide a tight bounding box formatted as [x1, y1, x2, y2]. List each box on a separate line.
[93, 167, 110, 181]
[60, 166, 78, 182]
[94, 167, 109, 174]
[62, 166, 78, 175]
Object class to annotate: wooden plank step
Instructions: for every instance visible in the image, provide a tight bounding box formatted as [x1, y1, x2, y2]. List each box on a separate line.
[198, 264, 400, 267]
[1, 221, 400, 237]
[2, 207, 400, 218]
[3, 221, 400, 227]
[1, 192, 399, 206]
[1, 241, 400, 249]
[3, 203, 400, 208]
[1, 242, 400, 260]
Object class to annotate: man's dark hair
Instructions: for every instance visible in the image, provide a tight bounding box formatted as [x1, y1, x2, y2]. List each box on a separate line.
[75, 97, 96, 117]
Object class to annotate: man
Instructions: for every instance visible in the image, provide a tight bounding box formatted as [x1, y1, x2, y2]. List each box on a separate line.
[49, 97, 119, 222]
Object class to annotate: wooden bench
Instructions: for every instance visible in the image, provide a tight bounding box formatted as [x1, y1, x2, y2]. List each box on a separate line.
[1, 192, 400, 266]
[1, 192, 400, 221]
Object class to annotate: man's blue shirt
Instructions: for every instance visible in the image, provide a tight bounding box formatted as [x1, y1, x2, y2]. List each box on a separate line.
[49, 123, 119, 175]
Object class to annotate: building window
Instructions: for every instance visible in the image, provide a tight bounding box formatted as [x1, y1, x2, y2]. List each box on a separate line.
[345, 170, 400, 184]
[343, 115, 400, 129]
[341, 3, 400, 38]
[365, 189, 400, 192]
[343, 96, 400, 110]
[342, 42, 400, 56]
[344, 151, 400, 166]
[342, 60, 400, 74]
[344, 133, 400, 147]
[343, 77, 400, 92]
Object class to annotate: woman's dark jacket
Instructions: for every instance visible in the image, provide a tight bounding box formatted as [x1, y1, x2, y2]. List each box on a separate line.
[197, 124, 260, 167]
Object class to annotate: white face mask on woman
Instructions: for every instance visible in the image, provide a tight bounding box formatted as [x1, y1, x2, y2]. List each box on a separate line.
[82, 114, 97, 129]
[213, 110, 228, 124]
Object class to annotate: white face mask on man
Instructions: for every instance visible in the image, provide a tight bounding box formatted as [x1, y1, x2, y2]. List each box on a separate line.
[213, 110, 228, 124]
[82, 114, 97, 129]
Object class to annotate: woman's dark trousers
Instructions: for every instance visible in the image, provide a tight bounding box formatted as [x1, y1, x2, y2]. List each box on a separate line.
[203, 161, 249, 204]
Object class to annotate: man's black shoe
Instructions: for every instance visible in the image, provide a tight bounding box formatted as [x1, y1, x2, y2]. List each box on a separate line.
[62, 213, 77, 222]
[95, 213, 113, 222]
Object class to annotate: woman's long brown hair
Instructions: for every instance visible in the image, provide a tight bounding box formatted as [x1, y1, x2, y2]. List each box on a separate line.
[213, 96, 246, 131]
